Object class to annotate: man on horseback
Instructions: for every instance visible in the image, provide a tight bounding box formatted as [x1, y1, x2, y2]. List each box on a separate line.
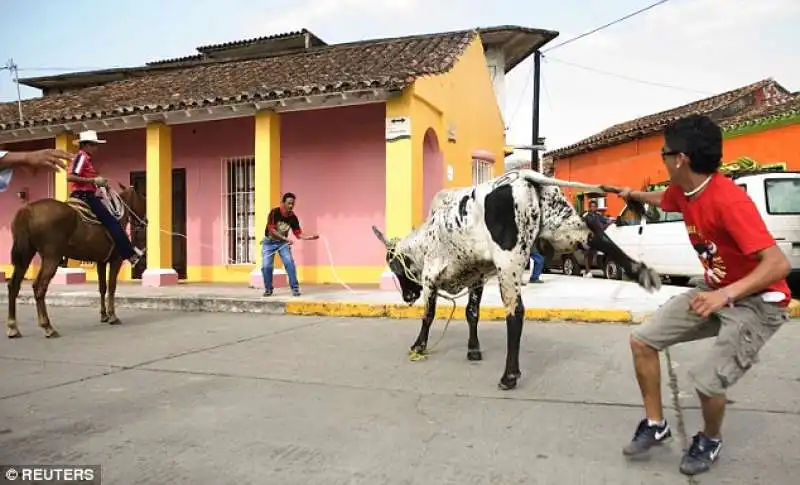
[67, 130, 144, 266]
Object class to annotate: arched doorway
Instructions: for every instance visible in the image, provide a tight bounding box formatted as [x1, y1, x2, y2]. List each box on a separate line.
[422, 128, 444, 218]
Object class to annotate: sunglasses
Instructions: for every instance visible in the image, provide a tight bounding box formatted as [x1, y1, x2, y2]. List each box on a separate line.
[660, 149, 680, 160]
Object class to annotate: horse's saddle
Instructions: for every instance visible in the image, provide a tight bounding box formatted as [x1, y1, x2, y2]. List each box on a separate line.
[66, 198, 103, 225]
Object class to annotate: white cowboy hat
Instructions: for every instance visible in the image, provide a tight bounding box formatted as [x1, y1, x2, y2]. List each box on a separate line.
[72, 130, 107, 146]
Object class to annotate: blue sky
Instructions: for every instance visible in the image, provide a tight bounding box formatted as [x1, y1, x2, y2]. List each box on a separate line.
[2, 0, 799, 152]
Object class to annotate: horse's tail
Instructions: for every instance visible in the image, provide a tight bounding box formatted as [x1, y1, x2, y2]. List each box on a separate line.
[10, 207, 35, 267]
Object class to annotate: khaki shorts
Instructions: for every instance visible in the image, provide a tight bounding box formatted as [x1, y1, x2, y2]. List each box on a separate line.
[631, 283, 789, 397]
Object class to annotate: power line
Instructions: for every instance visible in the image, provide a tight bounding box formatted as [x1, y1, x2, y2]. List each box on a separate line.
[506, 0, 675, 129]
[542, 55, 714, 95]
[542, 0, 674, 53]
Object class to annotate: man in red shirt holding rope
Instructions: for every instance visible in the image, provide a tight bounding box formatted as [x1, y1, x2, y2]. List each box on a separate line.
[616, 114, 791, 477]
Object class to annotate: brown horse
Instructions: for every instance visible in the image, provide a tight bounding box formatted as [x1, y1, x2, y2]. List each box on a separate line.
[6, 183, 146, 338]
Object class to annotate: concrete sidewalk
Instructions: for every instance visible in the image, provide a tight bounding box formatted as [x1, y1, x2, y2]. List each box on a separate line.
[1, 274, 798, 323]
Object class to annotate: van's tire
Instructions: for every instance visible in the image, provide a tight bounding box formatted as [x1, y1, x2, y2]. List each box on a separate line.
[603, 258, 624, 280]
[562, 255, 581, 276]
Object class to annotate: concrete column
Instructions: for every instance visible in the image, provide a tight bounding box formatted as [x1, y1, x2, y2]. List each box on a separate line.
[380, 91, 422, 290]
[141, 122, 178, 287]
[249, 110, 286, 289]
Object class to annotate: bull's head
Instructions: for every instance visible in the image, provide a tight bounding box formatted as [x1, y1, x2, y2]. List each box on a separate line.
[372, 225, 423, 304]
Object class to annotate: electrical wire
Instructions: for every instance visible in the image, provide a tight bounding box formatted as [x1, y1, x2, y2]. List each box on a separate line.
[542, 0, 674, 53]
[542, 55, 714, 95]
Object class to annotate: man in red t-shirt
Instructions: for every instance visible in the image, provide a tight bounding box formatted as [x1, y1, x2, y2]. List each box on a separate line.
[615, 114, 791, 477]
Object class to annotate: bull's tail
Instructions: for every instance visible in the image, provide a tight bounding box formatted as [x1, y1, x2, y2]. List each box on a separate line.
[516, 169, 612, 193]
[516, 169, 649, 217]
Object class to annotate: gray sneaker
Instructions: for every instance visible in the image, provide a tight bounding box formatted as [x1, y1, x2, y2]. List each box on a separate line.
[679, 432, 722, 476]
[623, 418, 672, 456]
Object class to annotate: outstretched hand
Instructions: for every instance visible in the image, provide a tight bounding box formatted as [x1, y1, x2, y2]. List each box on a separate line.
[20, 149, 73, 171]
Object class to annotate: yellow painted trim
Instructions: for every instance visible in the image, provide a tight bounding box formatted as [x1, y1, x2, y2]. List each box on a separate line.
[145, 122, 173, 270]
[53, 132, 74, 202]
[385, 88, 425, 234]
[790, 299, 800, 319]
[180, 264, 386, 284]
[254, 110, 282, 269]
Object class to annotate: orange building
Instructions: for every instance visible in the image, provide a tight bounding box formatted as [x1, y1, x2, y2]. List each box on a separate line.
[546, 78, 800, 215]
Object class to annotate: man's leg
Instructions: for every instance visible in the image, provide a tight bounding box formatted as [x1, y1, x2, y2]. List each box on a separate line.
[530, 251, 544, 282]
[261, 240, 277, 295]
[85, 196, 138, 261]
[623, 286, 720, 456]
[678, 298, 788, 476]
[583, 249, 595, 277]
[277, 244, 300, 295]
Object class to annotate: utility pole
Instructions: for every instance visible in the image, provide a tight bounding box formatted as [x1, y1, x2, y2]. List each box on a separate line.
[1, 58, 24, 123]
[531, 50, 541, 171]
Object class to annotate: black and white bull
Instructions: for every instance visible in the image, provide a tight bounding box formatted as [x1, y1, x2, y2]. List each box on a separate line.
[371, 169, 661, 390]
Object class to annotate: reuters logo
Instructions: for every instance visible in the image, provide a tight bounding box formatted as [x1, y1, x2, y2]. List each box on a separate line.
[5, 467, 19, 480]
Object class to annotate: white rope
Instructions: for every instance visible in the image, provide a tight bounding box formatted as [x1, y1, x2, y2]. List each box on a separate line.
[98, 187, 126, 219]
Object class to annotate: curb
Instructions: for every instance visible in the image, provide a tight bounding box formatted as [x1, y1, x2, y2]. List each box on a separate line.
[2, 295, 797, 323]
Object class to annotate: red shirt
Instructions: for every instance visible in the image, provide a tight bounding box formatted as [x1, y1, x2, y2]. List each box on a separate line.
[662, 173, 791, 306]
[69, 150, 98, 193]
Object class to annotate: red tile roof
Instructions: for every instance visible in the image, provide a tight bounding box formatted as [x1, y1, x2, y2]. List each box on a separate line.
[721, 92, 800, 129]
[546, 78, 792, 159]
[0, 29, 478, 131]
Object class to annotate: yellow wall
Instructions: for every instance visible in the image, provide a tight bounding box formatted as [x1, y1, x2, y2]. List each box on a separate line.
[412, 33, 507, 190]
[383, 33, 507, 234]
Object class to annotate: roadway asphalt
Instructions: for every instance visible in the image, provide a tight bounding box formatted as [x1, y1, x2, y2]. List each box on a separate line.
[1, 306, 798, 484]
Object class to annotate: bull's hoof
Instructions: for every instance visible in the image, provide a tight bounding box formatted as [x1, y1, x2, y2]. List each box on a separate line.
[100, 314, 109, 323]
[635, 264, 662, 293]
[44, 329, 60, 339]
[498, 373, 520, 390]
[6, 327, 21, 339]
[467, 349, 483, 361]
[107, 317, 121, 325]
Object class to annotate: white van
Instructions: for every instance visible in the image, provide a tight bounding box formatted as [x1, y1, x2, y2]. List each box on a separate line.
[602, 170, 800, 296]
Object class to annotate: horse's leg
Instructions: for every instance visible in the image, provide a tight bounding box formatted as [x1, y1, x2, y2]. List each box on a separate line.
[6, 248, 36, 339]
[97, 261, 108, 322]
[106, 257, 123, 324]
[409, 287, 437, 357]
[32, 254, 61, 338]
[497, 268, 525, 391]
[466, 285, 485, 361]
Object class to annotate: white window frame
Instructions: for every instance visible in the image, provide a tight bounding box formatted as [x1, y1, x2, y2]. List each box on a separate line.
[472, 158, 493, 186]
[221, 156, 256, 265]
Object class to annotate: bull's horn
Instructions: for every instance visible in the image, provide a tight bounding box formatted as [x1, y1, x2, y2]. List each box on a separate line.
[371, 225, 389, 246]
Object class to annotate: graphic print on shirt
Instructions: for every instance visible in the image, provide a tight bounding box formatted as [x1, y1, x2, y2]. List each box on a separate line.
[687, 224, 727, 284]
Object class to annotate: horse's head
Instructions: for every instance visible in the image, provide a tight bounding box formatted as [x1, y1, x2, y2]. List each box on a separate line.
[116, 182, 146, 224]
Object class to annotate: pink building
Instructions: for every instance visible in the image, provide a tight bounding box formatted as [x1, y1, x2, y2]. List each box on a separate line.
[0, 27, 558, 288]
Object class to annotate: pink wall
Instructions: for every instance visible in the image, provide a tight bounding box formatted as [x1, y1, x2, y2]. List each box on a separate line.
[280, 103, 386, 267]
[0, 139, 52, 266]
[175, 103, 386, 269]
[422, 128, 444, 217]
[173, 117, 255, 266]
[0, 103, 387, 272]
[91, 129, 147, 188]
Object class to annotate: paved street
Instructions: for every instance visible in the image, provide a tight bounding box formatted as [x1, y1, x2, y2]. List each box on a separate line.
[1, 306, 798, 484]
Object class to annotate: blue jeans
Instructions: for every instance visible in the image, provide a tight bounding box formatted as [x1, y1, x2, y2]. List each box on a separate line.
[71, 191, 136, 260]
[529, 250, 544, 282]
[261, 238, 299, 290]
